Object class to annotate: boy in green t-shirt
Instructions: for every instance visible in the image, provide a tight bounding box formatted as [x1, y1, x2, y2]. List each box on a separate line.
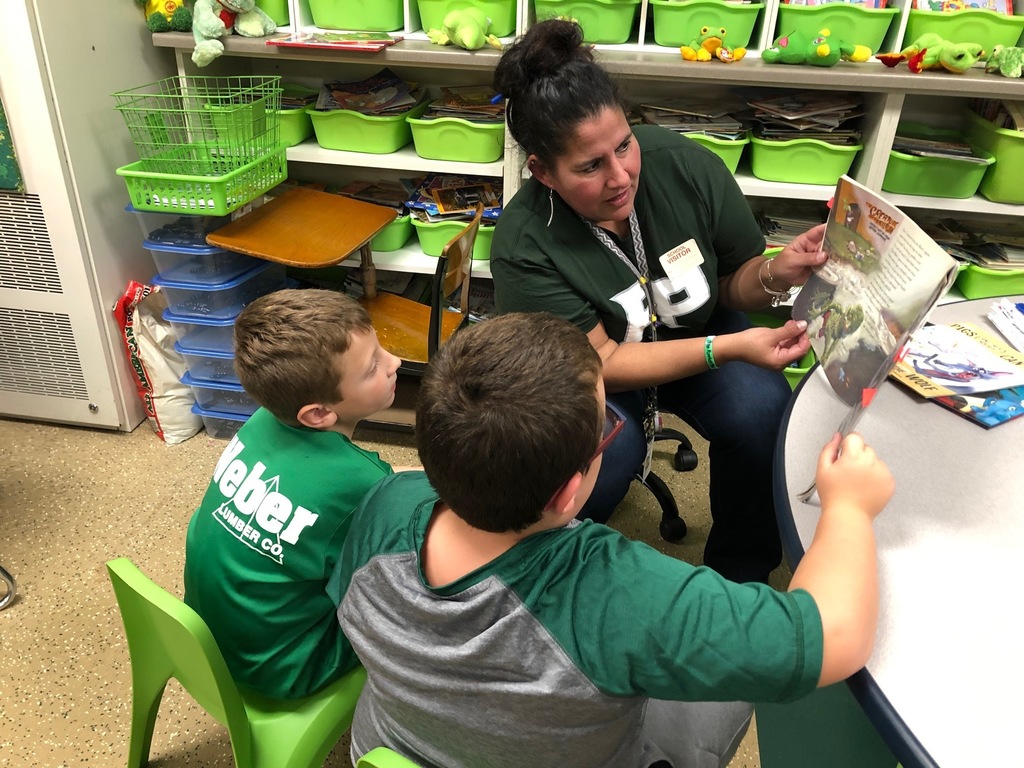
[184, 288, 401, 699]
[330, 312, 895, 768]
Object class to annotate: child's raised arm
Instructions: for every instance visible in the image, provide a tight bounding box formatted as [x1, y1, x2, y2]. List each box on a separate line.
[788, 432, 894, 687]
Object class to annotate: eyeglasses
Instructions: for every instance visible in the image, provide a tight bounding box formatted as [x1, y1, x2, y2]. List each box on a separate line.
[592, 401, 626, 466]
[547, 401, 626, 508]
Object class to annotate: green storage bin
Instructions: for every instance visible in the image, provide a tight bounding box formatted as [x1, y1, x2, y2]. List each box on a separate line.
[956, 264, 1024, 299]
[278, 86, 318, 147]
[783, 348, 816, 390]
[882, 122, 994, 198]
[407, 116, 505, 163]
[308, 0, 404, 31]
[307, 101, 428, 154]
[649, 0, 764, 49]
[371, 214, 414, 252]
[775, 4, 899, 54]
[684, 132, 749, 174]
[965, 108, 1024, 204]
[904, 9, 1024, 54]
[255, 0, 289, 26]
[413, 218, 496, 260]
[417, 0, 517, 37]
[749, 136, 861, 185]
[533, 0, 641, 44]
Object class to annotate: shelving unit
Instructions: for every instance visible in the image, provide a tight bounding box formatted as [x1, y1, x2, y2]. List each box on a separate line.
[152, 0, 1024, 279]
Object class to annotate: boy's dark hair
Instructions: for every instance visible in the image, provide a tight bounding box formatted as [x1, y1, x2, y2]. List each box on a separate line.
[493, 19, 624, 164]
[233, 288, 372, 426]
[416, 312, 602, 533]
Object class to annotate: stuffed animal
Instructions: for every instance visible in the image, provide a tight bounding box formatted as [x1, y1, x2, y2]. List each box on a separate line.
[138, 0, 193, 32]
[762, 28, 871, 66]
[875, 33, 984, 74]
[427, 8, 502, 50]
[191, 0, 277, 67]
[680, 25, 746, 63]
[985, 45, 1024, 77]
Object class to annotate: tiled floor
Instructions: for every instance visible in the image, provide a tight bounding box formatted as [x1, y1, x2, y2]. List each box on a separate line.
[0, 413, 789, 767]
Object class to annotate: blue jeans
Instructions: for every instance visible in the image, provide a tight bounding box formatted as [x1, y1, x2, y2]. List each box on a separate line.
[579, 310, 791, 584]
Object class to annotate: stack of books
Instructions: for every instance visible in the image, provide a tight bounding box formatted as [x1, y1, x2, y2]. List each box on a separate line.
[635, 99, 747, 140]
[420, 86, 505, 124]
[891, 135, 991, 164]
[316, 68, 424, 115]
[406, 173, 502, 223]
[328, 177, 423, 215]
[267, 31, 403, 53]
[748, 92, 863, 145]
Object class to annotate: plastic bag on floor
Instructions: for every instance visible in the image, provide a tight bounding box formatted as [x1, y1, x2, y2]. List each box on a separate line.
[113, 281, 202, 445]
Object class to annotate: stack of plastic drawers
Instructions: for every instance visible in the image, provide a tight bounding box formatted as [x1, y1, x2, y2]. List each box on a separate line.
[131, 207, 285, 439]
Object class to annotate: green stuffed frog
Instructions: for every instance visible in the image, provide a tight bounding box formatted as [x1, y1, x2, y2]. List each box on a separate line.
[427, 8, 502, 50]
[680, 25, 746, 63]
[876, 33, 984, 74]
[762, 28, 871, 66]
[985, 45, 1024, 78]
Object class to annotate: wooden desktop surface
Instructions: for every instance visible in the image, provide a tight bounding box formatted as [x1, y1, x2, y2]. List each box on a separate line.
[206, 187, 397, 267]
[775, 296, 1024, 768]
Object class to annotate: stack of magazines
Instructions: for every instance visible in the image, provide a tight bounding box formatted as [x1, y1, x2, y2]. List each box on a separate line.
[635, 99, 746, 140]
[327, 177, 423, 215]
[420, 86, 505, 124]
[748, 92, 862, 145]
[891, 134, 991, 164]
[928, 219, 1024, 270]
[316, 68, 424, 115]
[406, 173, 502, 223]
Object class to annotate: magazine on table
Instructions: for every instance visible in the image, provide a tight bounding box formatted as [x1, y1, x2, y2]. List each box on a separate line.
[888, 321, 1024, 428]
[791, 175, 959, 499]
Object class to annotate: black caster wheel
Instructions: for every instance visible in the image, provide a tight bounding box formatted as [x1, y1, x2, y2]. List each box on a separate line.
[659, 515, 688, 543]
[674, 448, 699, 472]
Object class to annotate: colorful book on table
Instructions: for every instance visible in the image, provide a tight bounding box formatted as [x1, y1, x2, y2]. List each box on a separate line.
[889, 322, 1024, 428]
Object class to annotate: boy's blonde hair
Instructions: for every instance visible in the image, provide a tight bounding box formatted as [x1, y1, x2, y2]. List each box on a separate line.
[234, 288, 372, 426]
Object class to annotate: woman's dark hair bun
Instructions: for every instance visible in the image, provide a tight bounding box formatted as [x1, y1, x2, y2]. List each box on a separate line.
[493, 19, 592, 102]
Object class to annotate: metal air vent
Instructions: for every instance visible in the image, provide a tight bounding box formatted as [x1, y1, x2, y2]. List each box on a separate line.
[0, 307, 87, 399]
[0, 191, 62, 293]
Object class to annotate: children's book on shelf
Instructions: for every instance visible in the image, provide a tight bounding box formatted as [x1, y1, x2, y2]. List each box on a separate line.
[913, 0, 1012, 14]
[267, 31, 403, 52]
[792, 175, 960, 435]
[889, 322, 1024, 428]
[406, 173, 503, 222]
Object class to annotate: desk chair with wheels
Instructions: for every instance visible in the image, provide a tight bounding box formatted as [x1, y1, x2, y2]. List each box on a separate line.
[0, 563, 15, 610]
[359, 202, 484, 377]
[105, 558, 367, 768]
[638, 423, 699, 544]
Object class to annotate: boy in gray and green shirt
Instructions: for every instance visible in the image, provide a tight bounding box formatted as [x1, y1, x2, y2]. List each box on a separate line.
[329, 312, 894, 768]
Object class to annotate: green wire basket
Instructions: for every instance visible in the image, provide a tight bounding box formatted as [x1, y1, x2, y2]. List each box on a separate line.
[113, 75, 283, 176]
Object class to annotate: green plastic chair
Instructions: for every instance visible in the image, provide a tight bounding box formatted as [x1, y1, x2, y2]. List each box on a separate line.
[106, 557, 367, 768]
[356, 747, 423, 768]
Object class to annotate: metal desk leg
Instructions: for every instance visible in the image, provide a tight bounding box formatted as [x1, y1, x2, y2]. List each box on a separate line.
[0, 564, 15, 610]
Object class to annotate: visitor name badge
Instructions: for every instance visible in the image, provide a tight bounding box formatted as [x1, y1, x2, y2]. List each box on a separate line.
[660, 239, 704, 284]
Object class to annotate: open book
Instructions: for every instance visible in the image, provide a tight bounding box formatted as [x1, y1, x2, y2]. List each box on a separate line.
[791, 175, 959, 500]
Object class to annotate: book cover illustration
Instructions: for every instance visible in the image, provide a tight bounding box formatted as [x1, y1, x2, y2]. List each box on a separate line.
[792, 175, 959, 433]
[890, 322, 1024, 428]
[929, 386, 1024, 428]
[891, 322, 1024, 397]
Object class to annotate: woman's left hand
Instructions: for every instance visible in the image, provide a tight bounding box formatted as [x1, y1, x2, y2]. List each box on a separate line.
[771, 223, 827, 288]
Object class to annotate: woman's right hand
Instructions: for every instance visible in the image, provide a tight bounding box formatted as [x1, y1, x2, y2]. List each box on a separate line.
[716, 319, 811, 370]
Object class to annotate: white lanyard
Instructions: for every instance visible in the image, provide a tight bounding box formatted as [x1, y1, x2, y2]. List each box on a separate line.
[580, 209, 658, 343]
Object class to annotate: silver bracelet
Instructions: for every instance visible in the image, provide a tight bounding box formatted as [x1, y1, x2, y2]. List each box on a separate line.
[758, 260, 793, 308]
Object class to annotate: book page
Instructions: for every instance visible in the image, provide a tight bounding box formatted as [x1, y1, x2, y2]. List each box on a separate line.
[792, 176, 959, 424]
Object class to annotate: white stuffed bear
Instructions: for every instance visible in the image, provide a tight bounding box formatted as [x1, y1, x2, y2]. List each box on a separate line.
[191, 0, 277, 67]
